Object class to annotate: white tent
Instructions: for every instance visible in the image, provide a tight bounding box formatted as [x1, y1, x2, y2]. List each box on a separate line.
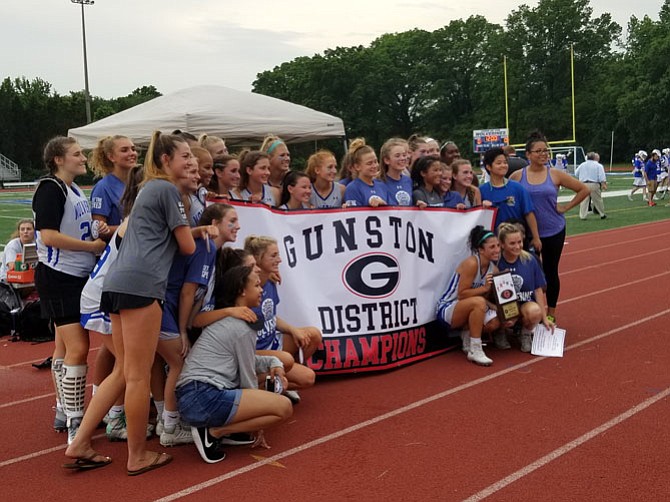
[68, 85, 346, 149]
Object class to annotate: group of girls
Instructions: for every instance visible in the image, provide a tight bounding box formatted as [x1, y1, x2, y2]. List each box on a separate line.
[31, 131, 314, 476]
[436, 224, 552, 366]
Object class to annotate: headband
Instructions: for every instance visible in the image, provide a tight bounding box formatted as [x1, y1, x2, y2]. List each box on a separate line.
[477, 231, 495, 247]
[266, 139, 284, 155]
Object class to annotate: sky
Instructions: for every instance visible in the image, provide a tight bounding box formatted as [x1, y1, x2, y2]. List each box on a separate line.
[1, 0, 664, 99]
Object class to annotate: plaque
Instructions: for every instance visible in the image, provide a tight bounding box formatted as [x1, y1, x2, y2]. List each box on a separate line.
[492, 271, 519, 320]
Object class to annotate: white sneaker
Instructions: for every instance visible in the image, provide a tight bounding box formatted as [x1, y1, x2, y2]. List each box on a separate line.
[156, 420, 164, 436]
[627, 194, 633, 201]
[460, 329, 471, 353]
[160, 421, 194, 447]
[467, 345, 493, 366]
[520, 331, 532, 353]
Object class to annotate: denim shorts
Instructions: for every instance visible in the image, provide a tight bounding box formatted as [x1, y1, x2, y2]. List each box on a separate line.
[176, 380, 241, 428]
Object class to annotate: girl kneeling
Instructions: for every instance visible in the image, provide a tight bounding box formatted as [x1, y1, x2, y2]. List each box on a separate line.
[176, 266, 292, 464]
[496, 223, 554, 352]
[436, 226, 501, 366]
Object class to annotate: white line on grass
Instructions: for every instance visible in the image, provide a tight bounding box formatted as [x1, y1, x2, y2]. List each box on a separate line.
[153, 308, 670, 502]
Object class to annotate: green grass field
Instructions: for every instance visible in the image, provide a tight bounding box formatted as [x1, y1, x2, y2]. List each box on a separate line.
[1, 174, 667, 246]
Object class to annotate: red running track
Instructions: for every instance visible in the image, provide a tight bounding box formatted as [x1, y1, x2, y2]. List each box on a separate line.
[1, 221, 669, 501]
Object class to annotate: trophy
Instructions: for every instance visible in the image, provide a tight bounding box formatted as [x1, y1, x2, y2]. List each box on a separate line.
[492, 271, 519, 320]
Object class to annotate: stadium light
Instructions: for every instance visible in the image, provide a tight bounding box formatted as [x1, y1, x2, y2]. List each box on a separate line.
[71, 0, 94, 124]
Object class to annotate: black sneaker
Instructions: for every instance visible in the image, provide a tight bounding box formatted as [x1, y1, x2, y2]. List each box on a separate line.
[191, 426, 226, 464]
[219, 432, 255, 446]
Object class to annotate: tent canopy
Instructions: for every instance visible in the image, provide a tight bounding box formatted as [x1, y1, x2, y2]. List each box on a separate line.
[68, 85, 346, 149]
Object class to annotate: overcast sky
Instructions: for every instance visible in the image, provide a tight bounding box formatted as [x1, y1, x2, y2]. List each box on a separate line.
[1, 0, 663, 98]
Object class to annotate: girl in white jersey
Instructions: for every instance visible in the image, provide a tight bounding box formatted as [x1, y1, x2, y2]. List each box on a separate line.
[234, 150, 280, 206]
[32, 137, 107, 445]
[436, 225, 502, 366]
[305, 150, 344, 208]
[209, 154, 241, 199]
[278, 171, 313, 210]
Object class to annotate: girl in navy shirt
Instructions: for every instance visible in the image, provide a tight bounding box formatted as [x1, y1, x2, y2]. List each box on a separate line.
[496, 223, 554, 352]
[343, 139, 388, 207]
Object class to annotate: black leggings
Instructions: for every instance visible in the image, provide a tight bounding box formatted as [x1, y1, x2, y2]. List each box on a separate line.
[540, 227, 566, 309]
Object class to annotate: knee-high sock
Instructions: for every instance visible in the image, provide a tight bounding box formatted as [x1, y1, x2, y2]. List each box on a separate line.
[52, 358, 64, 410]
[61, 364, 87, 425]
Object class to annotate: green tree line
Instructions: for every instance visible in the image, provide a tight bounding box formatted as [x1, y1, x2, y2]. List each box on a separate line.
[253, 0, 670, 163]
[0, 81, 160, 180]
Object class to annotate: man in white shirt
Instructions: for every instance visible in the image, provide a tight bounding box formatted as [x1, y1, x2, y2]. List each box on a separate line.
[575, 152, 607, 220]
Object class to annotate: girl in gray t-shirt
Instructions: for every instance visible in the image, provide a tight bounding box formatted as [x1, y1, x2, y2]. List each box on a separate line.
[96, 132, 210, 474]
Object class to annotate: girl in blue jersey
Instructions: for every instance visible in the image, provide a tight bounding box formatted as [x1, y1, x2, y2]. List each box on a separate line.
[89, 135, 137, 236]
[451, 159, 484, 208]
[496, 223, 553, 352]
[644, 149, 661, 206]
[436, 226, 501, 366]
[33, 137, 108, 444]
[98, 131, 218, 475]
[479, 147, 541, 251]
[628, 151, 647, 201]
[245, 236, 320, 400]
[411, 155, 444, 208]
[306, 150, 345, 208]
[379, 138, 413, 206]
[209, 154, 241, 199]
[88, 136, 137, 414]
[440, 163, 466, 209]
[278, 171, 313, 210]
[235, 150, 280, 207]
[157, 201, 240, 447]
[343, 139, 389, 207]
[189, 146, 214, 226]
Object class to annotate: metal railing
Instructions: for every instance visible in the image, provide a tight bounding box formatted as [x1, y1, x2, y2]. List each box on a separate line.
[0, 153, 21, 182]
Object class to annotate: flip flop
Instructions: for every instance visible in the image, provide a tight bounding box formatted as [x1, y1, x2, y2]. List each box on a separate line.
[63, 454, 112, 471]
[127, 452, 173, 477]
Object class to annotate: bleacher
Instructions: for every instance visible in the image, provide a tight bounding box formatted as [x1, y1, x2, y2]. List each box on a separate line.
[0, 153, 21, 184]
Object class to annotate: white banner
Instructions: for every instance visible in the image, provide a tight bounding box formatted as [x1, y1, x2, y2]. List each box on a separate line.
[226, 202, 495, 374]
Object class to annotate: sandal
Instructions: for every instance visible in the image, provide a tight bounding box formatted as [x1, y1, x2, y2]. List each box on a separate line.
[127, 452, 173, 476]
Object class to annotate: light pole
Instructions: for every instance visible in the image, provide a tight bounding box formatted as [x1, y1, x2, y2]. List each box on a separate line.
[71, 0, 94, 124]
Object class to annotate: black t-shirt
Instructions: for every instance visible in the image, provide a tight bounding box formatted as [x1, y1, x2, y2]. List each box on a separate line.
[32, 178, 66, 231]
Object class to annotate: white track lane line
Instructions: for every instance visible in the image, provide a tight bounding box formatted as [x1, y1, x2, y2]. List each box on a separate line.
[561, 248, 665, 276]
[0, 346, 100, 370]
[559, 271, 670, 305]
[0, 433, 106, 469]
[463, 386, 670, 502]
[563, 230, 670, 257]
[152, 308, 670, 502]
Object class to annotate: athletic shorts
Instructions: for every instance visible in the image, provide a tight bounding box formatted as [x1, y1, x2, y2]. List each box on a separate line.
[658, 172, 668, 181]
[35, 263, 87, 324]
[80, 310, 112, 335]
[176, 380, 241, 428]
[100, 291, 159, 314]
[633, 178, 646, 187]
[159, 330, 180, 341]
[437, 300, 497, 329]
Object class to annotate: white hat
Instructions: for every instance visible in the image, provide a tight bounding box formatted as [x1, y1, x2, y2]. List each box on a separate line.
[639, 150, 648, 159]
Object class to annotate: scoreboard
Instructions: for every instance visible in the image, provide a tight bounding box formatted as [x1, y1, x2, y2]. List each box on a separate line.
[473, 128, 509, 153]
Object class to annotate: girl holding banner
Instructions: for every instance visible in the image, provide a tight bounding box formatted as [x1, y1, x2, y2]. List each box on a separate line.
[436, 226, 501, 366]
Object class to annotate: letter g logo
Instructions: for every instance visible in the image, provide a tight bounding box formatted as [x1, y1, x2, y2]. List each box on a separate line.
[342, 253, 400, 299]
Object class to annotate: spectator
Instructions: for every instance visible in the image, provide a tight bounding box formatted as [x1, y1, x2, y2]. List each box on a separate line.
[1, 218, 35, 282]
[575, 152, 607, 219]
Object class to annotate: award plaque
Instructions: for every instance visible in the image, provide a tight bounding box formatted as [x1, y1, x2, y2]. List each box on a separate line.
[492, 271, 519, 320]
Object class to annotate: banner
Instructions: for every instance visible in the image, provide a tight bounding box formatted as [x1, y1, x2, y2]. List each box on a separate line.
[228, 202, 495, 374]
